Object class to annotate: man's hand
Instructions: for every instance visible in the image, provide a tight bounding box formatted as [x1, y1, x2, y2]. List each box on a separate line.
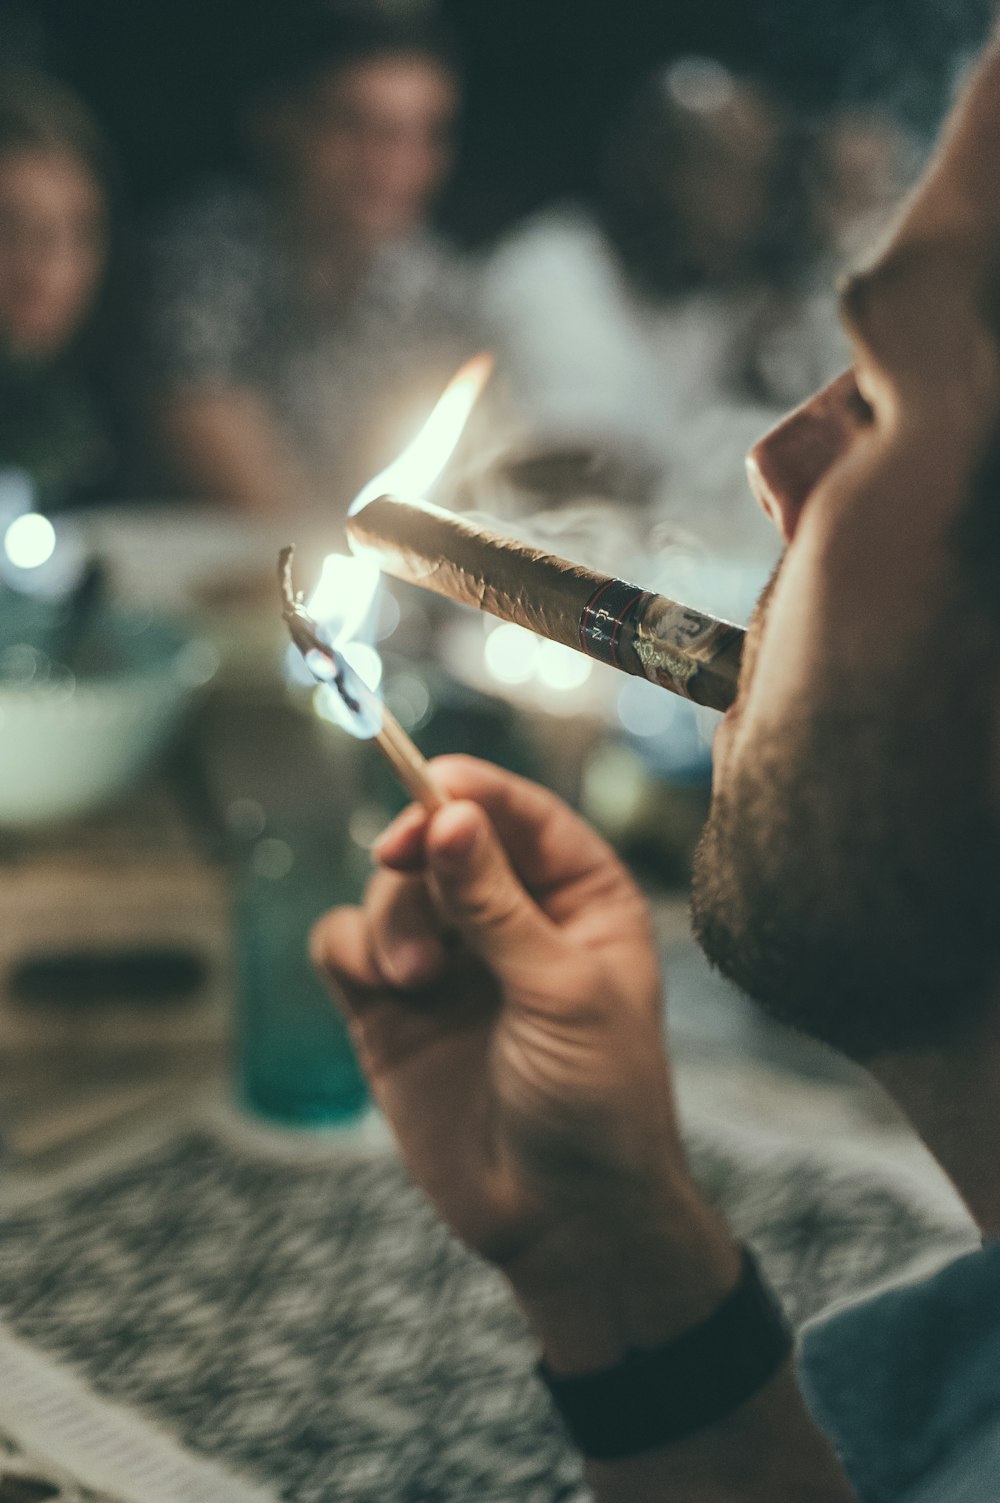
[313, 756, 858, 1501]
[311, 755, 739, 1370]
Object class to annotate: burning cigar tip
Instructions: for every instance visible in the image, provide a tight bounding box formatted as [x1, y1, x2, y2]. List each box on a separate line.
[277, 544, 300, 614]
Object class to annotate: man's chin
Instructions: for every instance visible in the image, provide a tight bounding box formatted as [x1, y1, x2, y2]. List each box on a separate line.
[691, 754, 1000, 1065]
[690, 841, 879, 1063]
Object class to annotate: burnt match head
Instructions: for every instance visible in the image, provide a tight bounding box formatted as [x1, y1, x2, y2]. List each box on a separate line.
[277, 545, 365, 720]
[278, 545, 297, 612]
[278, 544, 327, 658]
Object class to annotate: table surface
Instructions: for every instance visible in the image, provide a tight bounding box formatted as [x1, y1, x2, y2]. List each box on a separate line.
[0, 669, 976, 1502]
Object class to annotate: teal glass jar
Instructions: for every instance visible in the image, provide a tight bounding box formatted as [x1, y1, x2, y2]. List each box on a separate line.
[235, 832, 370, 1126]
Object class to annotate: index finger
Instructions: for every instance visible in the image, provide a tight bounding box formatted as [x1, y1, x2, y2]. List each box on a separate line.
[423, 755, 630, 907]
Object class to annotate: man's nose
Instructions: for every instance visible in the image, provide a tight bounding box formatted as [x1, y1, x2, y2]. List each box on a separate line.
[746, 370, 864, 543]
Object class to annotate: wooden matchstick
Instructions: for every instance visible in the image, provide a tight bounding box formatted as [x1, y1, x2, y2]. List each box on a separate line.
[278, 545, 447, 814]
[373, 705, 447, 812]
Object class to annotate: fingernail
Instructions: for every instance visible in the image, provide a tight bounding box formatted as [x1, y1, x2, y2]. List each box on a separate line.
[383, 941, 436, 987]
[431, 812, 479, 874]
[372, 804, 426, 857]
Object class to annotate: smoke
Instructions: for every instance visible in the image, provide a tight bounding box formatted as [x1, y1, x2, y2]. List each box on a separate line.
[753, 0, 993, 133]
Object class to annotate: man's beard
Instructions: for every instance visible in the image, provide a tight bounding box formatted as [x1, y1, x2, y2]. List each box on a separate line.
[690, 581, 1000, 1062]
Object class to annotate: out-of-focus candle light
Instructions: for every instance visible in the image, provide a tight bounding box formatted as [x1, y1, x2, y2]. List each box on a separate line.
[536, 639, 593, 691]
[0, 505, 87, 602]
[484, 622, 538, 685]
[617, 677, 678, 738]
[4, 513, 56, 571]
[481, 621, 594, 698]
[581, 743, 647, 835]
[384, 672, 431, 731]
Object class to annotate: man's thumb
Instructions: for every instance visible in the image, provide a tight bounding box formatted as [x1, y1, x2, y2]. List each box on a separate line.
[426, 800, 557, 975]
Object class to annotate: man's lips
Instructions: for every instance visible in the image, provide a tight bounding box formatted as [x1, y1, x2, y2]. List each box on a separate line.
[718, 557, 783, 726]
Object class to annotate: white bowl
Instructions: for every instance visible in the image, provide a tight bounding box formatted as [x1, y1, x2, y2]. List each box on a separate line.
[0, 611, 217, 828]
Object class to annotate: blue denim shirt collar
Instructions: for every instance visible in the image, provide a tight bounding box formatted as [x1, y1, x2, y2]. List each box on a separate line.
[798, 1242, 1000, 1502]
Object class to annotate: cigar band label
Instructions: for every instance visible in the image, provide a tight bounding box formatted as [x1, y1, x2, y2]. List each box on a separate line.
[639, 598, 728, 653]
[634, 602, 741, 698]
[579, 580, 650, 667]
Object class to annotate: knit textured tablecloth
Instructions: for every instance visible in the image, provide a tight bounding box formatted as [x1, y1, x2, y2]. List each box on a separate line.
[0, 1102, 976, 1503]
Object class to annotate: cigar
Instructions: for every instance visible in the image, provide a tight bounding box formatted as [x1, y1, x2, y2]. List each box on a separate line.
[346, 496, 745, 712]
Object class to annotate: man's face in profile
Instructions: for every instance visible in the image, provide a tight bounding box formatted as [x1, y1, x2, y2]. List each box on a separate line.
[691, 44, 1000, 1060]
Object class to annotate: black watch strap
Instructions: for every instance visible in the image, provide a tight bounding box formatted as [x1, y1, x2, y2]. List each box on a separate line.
[538, 1244, 793, 1461]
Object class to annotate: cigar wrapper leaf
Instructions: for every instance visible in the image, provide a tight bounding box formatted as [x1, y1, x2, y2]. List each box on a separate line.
[346, 495, 745, 713]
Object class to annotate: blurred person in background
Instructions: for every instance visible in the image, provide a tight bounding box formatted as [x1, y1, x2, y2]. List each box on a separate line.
[144, 3, 478, 516]
[815, 105, 919, 270]
[0, 69, 117, 510]
[484, 59, 848, 562]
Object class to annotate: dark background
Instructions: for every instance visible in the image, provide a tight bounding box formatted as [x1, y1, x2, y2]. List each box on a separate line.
[2, 0, 994, 240]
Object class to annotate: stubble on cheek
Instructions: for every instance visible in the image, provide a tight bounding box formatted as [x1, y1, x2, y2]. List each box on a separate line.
[692, 591, 1000, 1060]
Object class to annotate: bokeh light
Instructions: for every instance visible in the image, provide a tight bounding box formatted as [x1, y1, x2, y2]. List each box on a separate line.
[3, 513, 57, 571]
[617, 677, 679, 738]
[483, 622, 539, 684]
[341, 641, 383, 692]
[536, 640, 593, 691]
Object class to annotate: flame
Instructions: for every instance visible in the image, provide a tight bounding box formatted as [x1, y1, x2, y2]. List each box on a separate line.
[285, 550, 383, 705]
[305, 553, 381, 645]
[295, 354, 492, 734]
[310, 646, 384, 740]
[348, 352, 493, 515]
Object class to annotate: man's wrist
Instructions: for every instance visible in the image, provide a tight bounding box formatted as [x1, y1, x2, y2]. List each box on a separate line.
[537, 1246, 794, 1461]
[507, 1196, 743, 1375]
